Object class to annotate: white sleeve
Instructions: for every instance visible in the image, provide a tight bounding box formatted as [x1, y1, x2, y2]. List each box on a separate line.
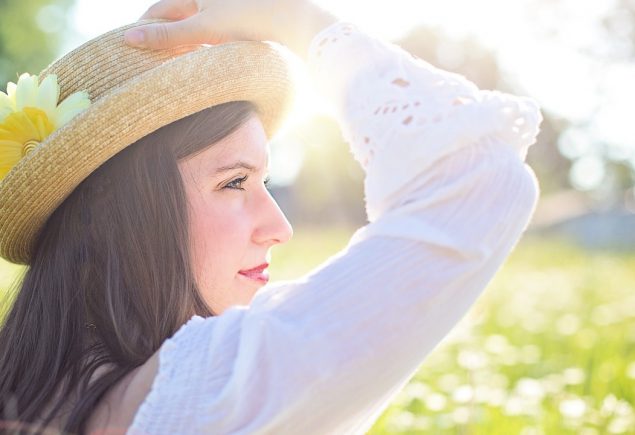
[128, 21, 542, 435]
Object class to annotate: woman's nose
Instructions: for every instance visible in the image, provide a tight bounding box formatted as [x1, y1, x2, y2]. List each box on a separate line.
[253, 191, 293, 245]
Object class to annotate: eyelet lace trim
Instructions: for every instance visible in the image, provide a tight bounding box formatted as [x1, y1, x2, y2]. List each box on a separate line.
[307, 21, 542, 221]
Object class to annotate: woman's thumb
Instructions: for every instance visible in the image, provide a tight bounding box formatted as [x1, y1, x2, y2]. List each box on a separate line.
[124, 17, 210, 49]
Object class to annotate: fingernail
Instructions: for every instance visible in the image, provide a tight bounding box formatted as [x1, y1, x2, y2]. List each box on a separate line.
[125, 30, 145, 47]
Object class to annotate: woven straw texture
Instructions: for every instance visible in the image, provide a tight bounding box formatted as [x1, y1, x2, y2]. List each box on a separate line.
[0, 19, 298, 265]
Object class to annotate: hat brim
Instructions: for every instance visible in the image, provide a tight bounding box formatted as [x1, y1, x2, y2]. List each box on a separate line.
[0, 22, 298, 265]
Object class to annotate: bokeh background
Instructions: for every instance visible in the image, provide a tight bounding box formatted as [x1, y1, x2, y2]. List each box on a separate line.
[1, 0, 634, 433]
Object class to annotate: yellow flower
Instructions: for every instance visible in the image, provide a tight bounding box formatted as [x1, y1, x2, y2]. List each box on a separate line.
[0, 72, 91, 181]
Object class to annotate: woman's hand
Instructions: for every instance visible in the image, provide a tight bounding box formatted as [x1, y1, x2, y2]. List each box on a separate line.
[123, 0, 339, 61]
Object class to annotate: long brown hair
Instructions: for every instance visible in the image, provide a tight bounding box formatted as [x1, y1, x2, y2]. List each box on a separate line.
[0, 100, 259, 434]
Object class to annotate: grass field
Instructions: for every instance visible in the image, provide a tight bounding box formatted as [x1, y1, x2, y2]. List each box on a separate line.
[1, 227, 634, 434]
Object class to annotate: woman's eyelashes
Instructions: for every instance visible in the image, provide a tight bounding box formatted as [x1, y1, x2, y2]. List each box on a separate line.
[225, 175, 248, 190]
[224, 175, 271, 191]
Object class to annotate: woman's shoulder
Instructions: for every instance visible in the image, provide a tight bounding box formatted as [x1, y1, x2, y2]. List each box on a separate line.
[90, 314, 215, 433]
[85, 352, 159, 434]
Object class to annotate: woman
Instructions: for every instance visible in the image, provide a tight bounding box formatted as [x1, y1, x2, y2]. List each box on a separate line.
[0, 0, 542, 433]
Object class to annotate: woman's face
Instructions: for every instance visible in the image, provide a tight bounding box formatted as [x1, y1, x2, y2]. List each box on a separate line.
[178, 115, 293, 315]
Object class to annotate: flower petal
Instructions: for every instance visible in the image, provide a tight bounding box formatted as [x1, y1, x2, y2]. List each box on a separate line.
[0, 106, 12, 124]
[0, 138, 24, 182]
[0, 108, 53, 144]
[0, 108, 11, 124]
[23, 107, 55, 140]
[15, 73, 39, 111]
[0, 91, 15, 121]
[36, 74, 60, 120]
[0, 111, 37, 144]
[6, 82, 17, 104]
[53, 90, 91, 127]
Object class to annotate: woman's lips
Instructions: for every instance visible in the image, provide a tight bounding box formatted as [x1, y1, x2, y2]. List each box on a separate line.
[238, 263, 269, 284]
[238, 270, 269, 284]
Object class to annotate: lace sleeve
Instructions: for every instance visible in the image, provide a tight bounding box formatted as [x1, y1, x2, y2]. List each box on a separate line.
[127, 20, 542, 435]
[306, 22, 542, 222]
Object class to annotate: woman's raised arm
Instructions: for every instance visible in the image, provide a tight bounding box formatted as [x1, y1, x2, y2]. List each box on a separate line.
[126, 9, 543, 435]
[124, 0, 339, 62]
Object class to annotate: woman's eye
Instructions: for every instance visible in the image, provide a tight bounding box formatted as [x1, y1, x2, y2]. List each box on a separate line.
[224, 175, 272, 191]
[225, 175, 248, 190]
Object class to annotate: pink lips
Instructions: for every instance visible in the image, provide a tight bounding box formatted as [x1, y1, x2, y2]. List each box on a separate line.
[238, 263, 269, 284]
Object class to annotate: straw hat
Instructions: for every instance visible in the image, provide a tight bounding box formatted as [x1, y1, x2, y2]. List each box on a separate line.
[0, 18, 299, 265]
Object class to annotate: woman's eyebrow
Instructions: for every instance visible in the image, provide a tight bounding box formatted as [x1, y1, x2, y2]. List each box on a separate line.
[214, 161, 257, 174]
[214, 154, 270, 174]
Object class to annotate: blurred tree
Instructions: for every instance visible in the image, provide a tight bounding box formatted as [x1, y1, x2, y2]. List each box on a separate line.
[277, 115, 367, 227]
[600, 0, 635, 60]
[526, 0, 635, 207]
[0, 0, 75, 85]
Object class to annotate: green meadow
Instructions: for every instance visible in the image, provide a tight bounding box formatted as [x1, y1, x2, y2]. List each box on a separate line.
[1, 227, 634, 434]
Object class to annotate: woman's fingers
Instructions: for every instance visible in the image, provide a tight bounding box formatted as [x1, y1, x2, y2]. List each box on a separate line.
[138, 0, 199, 21]
[124, 14, 220, 49]
[124, 0, 290, 50]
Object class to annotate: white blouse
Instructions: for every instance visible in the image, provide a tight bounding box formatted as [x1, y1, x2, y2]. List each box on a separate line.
[127, 21, 543, 435]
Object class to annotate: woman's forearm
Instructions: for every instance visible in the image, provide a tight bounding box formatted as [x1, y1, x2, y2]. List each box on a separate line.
[269, 0, 340, 61]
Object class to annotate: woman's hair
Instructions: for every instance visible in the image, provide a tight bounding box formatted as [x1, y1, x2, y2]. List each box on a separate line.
[0, 100, 259, 434]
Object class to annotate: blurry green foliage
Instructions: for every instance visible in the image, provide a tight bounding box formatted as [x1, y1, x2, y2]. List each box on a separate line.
[0, 0, 75, 85]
